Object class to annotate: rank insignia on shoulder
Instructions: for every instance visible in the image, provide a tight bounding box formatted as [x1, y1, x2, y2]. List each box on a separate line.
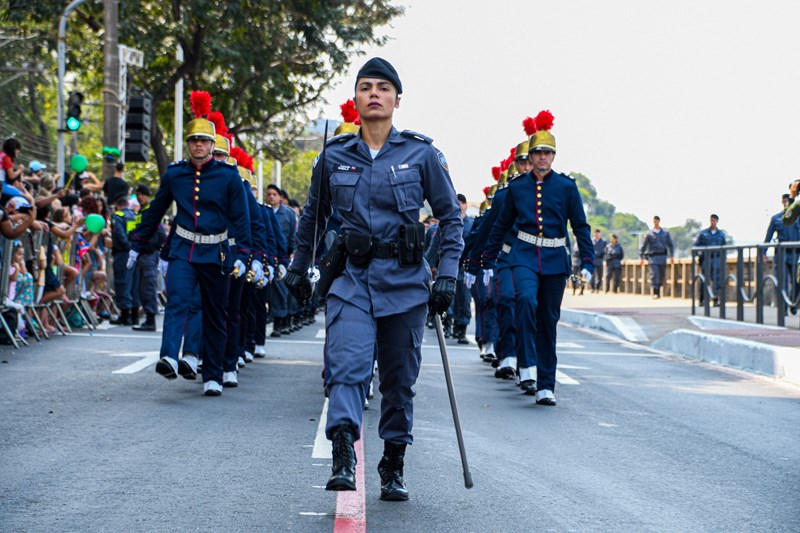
[335, 165, 361, 172]
[437, 151, 449, 171]
[327, 132, 356, 145]
[400, 130, 433, 143]
[168, 159, 186, 167]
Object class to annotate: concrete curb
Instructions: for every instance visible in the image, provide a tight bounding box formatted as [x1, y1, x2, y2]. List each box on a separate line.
[652, 329, 800, 385]
[561, 308, 648, 343]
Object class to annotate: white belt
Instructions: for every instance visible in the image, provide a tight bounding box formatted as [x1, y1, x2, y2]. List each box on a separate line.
[176, 225, 229, 245]
[516, 231, 566, 248]
[501, 243, 512, 254]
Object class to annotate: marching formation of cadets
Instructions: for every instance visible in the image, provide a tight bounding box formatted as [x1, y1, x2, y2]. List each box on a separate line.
[140, 58, 596, 500]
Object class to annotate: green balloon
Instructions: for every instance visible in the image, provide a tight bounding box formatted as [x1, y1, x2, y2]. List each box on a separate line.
[70, 154, 88, 173]
[85, 213, 106, 234]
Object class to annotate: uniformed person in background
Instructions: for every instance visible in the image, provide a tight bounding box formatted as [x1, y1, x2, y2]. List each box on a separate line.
[266, 183, 296, 335]
[128, 92, 253, 397]
[131, 184, 166, 331]
[694, 214, 726, 306]
[110, 193, 137, 325]
[604, 234, 624, 293]
[284, 57, 463, 501]
[483, 110, 593, 406]
[591, 229, 606, 293]
[770, 192, 800, 312]
[639, 215, 674, 299]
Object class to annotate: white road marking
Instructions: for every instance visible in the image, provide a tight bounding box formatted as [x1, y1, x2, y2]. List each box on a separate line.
[558, 342, 583, 348]
[71, 333, 161, 339]
[556, 370, 580, 385]
[560, 350, 661, 357]
[299, 512, 328, 516]
[559, 364, 590, 370]
[111, 351, 160, 374]
[599, 423, 619, 428]
[312, 399, 332, 459]
[314, 328, 326, 339]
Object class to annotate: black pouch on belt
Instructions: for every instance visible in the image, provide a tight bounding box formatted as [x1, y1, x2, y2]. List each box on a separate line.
[317, 233, 347, 297]
[345, 232, 373, 268]
[397, 222, 425, 267]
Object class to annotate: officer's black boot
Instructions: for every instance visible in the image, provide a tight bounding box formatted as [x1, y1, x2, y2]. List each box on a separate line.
[456, 324, 469, 345]
[133, 312, 156, 331]
[326, 425, 357, 491]
[281, 316, 292, 335]
[270, 317, 282, 337]
[128, 308, 140, 326]
[292, 314, 302, 331]
[378, 442, 409, 501]
[443, 317, 452, 338]
[110, 308, 129, 325]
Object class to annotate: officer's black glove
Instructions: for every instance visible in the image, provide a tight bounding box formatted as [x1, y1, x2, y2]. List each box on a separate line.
[428, 276, 456, 314]
[284, 266, 313, 306]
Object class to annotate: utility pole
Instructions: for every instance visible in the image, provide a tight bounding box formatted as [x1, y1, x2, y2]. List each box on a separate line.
[102, 0, 119, 178]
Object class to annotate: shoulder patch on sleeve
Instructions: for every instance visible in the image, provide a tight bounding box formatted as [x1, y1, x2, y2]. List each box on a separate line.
[326, 132, 356, 146]
[400, 130, 433, 143]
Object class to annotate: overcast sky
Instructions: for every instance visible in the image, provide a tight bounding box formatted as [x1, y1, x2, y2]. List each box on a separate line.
[317, 0, 800, 243]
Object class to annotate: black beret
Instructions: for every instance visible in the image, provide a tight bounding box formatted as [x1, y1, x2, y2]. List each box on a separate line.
[355, 57, 402, 94]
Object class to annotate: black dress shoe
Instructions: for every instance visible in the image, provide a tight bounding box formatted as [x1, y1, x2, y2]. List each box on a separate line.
[132, 322, 156, 331]
[326, 426, 357, 491]
[495, 366, 516, 380]
[155, 357, 177, 380]
[520, 379, 537, 395]
[378, 442, 409, 501]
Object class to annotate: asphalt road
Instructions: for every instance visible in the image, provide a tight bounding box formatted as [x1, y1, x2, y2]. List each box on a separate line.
[1, 314, 798, 532]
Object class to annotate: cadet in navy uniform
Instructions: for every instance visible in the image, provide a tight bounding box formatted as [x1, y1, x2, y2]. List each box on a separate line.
[693, 214, 726, 306]
[128, 114, 253, 396]
[284, 58, 463, 501]
[639, 216, 674, 299]
[266, 184, 296, 335]
[482, 111, 593, 406]
[110, 193, 137, 325]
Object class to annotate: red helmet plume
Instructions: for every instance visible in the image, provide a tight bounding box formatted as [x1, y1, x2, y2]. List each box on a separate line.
[207, 111, 227, 134]
[483, 186, 491, 197]
[492, 166, 501, 181]
[189, 91, 212, 118]
[230, 146, 248, 166]
[522, 116, 537, 136]
[340, 99, 361, 125]
[533, 110, 554, 132]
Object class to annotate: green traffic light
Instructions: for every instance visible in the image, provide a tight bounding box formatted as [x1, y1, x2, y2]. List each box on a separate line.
[66, 116, 82, 131]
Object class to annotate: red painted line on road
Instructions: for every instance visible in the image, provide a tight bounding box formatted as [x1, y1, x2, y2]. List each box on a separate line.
[333, 426, 366, 533]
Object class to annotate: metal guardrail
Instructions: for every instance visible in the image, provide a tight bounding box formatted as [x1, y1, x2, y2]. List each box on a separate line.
[691, 242, 800, 327]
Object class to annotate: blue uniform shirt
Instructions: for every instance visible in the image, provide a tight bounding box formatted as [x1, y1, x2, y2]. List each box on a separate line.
[766, 211, 800, 243]
[273, 203, 297, 256]
[483, 170, 593, 275]
[262, 203, 287, 266]
[472, 185, 516, 273]
[292, 127, 463, 317]
[694, 227, 726, 247]
[131, 158, 252, 265]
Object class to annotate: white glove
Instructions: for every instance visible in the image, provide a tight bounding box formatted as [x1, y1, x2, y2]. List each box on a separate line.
[251, 260, 264, 283]
[464, 272, 476, 289]
[126, 250, 139, 270]
[267, 264, 275, 281]
[581, 268, 592, 286]
[232, 259, 246, 278]
[483, 268, 494, 286]
[278, 264, 287, 279]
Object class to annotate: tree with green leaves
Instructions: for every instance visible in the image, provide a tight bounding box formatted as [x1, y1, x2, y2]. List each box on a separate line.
[1, 0, 403, 175]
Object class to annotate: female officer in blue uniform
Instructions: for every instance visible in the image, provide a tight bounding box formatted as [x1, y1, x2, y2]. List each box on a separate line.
[483, 111, 593, 406]
[285, 58, 463, 501]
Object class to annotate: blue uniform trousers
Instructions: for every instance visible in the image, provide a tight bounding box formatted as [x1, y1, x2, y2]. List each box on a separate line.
[512, 267, 567, 392]
[184, 290, 202, 357]
[253, 286, 269, 346]
[496, 266, 516, 361]
[112, 251, 133, 309]
[453, 273, 472, 327]
[470, 280, 485, 341]
[240, 282, 257, 355]
[270, 279, 289, 319]
[224, 275, 245, 372]
[135, 252, 159, 315]
[325, 296, 426, 445]
[470, 274, 498, 345]
[161, 259, 229, 384]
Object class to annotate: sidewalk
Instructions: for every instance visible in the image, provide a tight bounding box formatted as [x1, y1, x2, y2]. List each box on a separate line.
[560, 290, 800, 386]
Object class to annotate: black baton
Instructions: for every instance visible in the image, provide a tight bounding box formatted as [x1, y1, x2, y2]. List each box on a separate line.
[434, 313, 474, 489]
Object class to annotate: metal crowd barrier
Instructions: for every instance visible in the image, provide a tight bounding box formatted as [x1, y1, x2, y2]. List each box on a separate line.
[691, 241, 800, 327]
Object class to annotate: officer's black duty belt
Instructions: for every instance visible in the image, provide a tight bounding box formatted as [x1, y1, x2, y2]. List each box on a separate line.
[373, 241, 398, 259]
[176, 225, 229, 245]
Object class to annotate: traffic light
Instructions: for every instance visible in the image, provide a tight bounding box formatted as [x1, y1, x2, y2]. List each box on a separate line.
[66, 91, 83, 131]
[125, 90, 152, 162]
